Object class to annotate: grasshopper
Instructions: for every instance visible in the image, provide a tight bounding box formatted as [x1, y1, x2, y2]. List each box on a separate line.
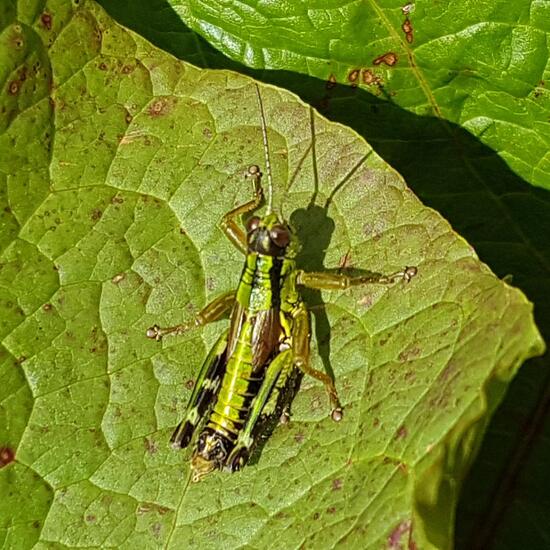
[147, 85, 417, 482]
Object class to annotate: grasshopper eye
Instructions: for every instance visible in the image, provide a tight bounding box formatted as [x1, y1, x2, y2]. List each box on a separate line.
[246, 216, 261, 232]
[270, 225, 290, 248]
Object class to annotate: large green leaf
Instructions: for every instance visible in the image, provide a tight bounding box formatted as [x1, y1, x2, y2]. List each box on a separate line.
[0, 2, 543, 549]
[171, 0, 550, 191]
[95, 3, 550, 548]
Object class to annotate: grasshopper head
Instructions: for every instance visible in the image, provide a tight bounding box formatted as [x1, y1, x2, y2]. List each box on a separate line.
[246, 212, 293, 257]
[190, 428, 230, 482]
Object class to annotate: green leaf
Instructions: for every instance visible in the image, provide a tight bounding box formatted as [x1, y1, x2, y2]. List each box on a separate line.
[0, 2, 543, 549]
[170, 0, 550, 191]
[95, 2, 550, 547]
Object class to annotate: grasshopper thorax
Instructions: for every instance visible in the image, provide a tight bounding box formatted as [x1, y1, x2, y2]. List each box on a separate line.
[246, 212, 292, 258]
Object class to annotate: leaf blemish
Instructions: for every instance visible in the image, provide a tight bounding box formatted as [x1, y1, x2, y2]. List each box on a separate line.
[8, 81, 20, 95]
[326, 73, 337, 90]
[387, 519, 412, 549]
[148, 97, 175, 117]
[402, 18, 414, 43]
[398, 346, 421, 362]
[396, 425, 408, 439]
[91, 208, 102, 221]
[362, 69, 383, 86]
[0, 447, 15, 467]
[111, 273, 125, 284]
[348, 69, 360, 87]
[332, 478, 343, 491]
[40, 12, 52, 30]
[373, 52, 398, 67]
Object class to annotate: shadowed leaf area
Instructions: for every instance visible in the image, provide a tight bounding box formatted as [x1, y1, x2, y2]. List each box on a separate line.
[0, 1, 545, 549]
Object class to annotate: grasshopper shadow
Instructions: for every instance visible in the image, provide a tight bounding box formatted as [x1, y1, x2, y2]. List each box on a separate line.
[247, 204, 338, 465]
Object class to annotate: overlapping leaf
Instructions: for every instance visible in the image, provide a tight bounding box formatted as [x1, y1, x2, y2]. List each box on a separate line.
[0, 2, 544, 549]
[171, 0, 550, 191]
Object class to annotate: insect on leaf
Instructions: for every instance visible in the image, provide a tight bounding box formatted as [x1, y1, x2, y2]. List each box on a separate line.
[0, 2, 544, 549]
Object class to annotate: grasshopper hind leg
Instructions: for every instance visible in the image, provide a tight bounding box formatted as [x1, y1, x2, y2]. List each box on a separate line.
[170, 330, 229, 449]
[291, 301, 343, 421]
[225, 349, 294, 472]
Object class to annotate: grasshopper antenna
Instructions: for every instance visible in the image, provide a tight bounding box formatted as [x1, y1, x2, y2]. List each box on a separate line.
[254, 83, 274, 214]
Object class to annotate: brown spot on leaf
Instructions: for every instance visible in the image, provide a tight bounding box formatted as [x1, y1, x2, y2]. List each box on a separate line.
[85, 514, 96, 523]
[398, 346, 421, 362]
[327, 506, 337, 514]
[294, 432, 305, 444]
[148, 97, 174, 117]
[122, 64, 134, 74]
[396, 425, 408, 439]
[43, 303, 52, 311]
[91, 208, 102, 221]
[99, 62, 108, 71]
[185, 379, 195, 390]
[40, 12, 52, 30]
[332, 478, 343, 491]
[8, 81, 20, 95]
[362, 69, 382, 86]
[402, 18, 414, 43]
[0, 447, 15, 467]
[387, 519, 412, 549]
[348, 69, 360, 87]
[326, 73, 337, 90]
[373, 52, 398, 67]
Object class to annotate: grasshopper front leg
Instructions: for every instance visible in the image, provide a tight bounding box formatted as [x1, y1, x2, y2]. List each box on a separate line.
[170, 329, 230, 448]
[146, 291, 235, 341]
[220, 165, 264, 254]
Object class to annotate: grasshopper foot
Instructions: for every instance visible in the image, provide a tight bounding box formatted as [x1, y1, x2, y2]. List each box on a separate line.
[146, 324, 163, 341]
[226, 446, 250, 472]
[402, 266, 417, 282]
[331, 407, 344, 422]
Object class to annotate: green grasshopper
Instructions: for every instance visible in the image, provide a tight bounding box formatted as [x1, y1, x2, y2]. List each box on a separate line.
[147, 85, 417, 482]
